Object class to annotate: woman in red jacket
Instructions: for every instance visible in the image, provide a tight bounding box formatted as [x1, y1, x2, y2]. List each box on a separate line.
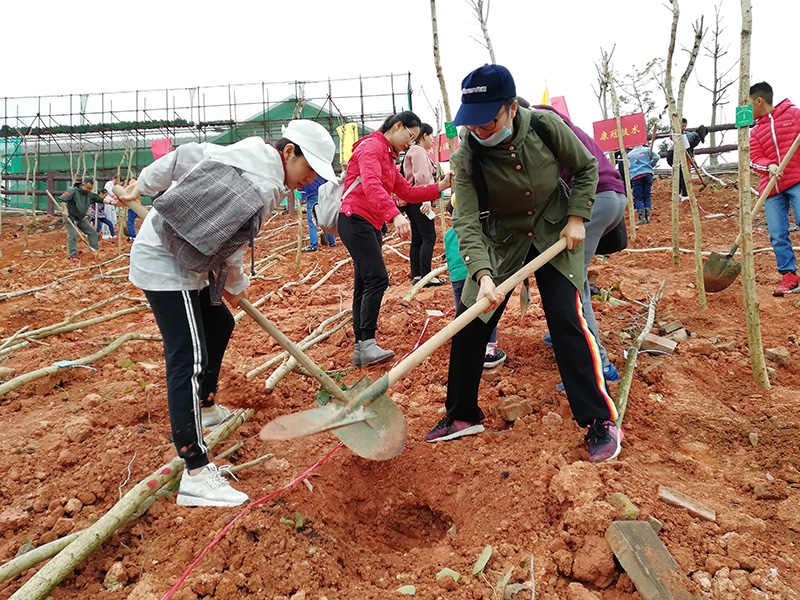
[339, 111, 452, 367]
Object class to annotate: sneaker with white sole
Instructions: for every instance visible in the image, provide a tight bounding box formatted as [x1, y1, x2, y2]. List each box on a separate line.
[585, 419, 624, 462]
[201, 404, 234, 428]
[176, 463, 249, 507]
[423, 417, 485, 442]
[483, 348, 507, 369]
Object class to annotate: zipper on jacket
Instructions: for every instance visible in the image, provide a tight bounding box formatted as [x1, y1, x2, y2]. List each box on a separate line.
[769, 113, 782, 193]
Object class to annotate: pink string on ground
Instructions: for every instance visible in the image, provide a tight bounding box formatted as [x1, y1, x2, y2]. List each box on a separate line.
[390, 305, 454, 369]
[160, 441, 344, 600]
[69, 318, 156, 347]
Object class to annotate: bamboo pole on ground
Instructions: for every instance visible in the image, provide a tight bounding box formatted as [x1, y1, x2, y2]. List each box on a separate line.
[0, 275, 75, 303]
[7, 410, 253, 600]
[737, 0, 768, 389]
[0, 332, 161, 396]
[403, 264, 449, 301]
[615, 280, 666, 425]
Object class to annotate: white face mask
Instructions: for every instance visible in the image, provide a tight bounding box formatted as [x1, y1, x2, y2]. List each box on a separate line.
[470, 111, 514, 147]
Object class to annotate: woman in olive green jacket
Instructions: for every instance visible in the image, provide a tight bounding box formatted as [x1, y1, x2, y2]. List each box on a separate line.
[423, 64, 622, 462]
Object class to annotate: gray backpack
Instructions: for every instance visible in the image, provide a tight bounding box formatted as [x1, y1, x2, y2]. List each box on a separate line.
[151, 160, 263, 302]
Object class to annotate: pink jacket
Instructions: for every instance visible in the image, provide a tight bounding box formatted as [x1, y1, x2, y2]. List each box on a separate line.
[403, 144, 436, 186]
[340, 132, 440, 230]
[750, 99, 800, 197]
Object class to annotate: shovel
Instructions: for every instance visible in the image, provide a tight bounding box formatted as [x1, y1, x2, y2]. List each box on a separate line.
[46, 190, 97, 252]
[257, 237, 568, 458]
[112, 185, 149, 219]
[238, 299, 408, 461]
[704, 132, 800, 292]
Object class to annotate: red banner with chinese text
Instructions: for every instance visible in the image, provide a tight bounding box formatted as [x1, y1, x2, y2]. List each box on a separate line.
[427, 134, 460, 163]
[592, 113, 647, 152]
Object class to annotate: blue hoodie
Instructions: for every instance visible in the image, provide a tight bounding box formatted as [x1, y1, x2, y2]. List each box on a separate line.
[626, 146, 660, 180]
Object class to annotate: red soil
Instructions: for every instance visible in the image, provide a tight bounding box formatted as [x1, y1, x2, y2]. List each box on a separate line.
[0, 178, 798, 599]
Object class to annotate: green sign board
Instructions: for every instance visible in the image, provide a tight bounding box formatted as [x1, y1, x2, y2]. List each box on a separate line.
[736, 104, 754, 127]
[444, 121, 458, 139]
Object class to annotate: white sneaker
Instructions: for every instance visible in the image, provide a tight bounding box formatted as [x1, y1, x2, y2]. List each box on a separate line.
[176, 464, 249, 507]
[201, 404, 234, 428]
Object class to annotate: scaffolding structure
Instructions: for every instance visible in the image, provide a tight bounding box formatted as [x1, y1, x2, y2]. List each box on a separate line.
[0, 73, 413, 210]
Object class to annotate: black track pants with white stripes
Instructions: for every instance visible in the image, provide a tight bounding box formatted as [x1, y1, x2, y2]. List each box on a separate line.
[144, 287, 235, 470]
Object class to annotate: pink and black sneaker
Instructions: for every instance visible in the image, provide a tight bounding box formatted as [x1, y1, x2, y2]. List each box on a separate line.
[424, 417, 485, 443]
[585, 419, 623, 462]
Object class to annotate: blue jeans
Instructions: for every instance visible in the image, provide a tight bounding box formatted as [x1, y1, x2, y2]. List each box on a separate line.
[305, 195, 335, 248]
[127, 208, 138, 239]
[764, 181, 800, 273]
[95, 217, 115, 237]
[631, 174, 653, 210]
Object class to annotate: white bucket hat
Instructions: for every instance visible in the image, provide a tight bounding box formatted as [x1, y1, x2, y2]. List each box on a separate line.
[281, 120, 337, 182]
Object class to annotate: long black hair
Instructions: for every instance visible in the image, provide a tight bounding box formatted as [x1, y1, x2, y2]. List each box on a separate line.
[380, 111, 422, 134]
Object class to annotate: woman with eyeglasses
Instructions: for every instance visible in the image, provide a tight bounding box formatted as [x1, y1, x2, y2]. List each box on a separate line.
[339, 111, 452, 367]
[423, 65, 622, 464]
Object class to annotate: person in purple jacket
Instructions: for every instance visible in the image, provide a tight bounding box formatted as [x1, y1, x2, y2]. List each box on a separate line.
[520, 98, 627, 383]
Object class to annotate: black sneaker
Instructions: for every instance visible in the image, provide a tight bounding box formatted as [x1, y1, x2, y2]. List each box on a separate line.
[585, 419, 624, 462]
[302, 246, 318, 253]
[483, 348, 507, 368]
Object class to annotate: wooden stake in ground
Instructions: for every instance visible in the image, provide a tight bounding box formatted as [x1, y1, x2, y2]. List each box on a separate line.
[737, 0, 768, 389]
[22, 156, 30, 248]
[294, 193, 303, 272]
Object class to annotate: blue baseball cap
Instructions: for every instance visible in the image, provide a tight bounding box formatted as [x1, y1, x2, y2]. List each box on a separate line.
[452, 64, 517, 127]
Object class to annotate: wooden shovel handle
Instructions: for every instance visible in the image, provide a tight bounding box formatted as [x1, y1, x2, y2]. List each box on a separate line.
[729, 132, 800, 254]
[46, 189, 89, 243]
[237, 299, 350, 403]
[385, 237, 568, 388]
[112, 185, 148, 220]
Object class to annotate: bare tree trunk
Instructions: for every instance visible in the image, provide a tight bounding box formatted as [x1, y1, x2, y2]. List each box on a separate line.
[31, 157, 38, 225]
[430, 0, 456, 157]
[0, 152, 3, 240]
[603, 48, 637, 242]
[468, 0, 496, 64]
[22, 158, 30, 248]
[680, 153, 708, 310]
[737, 0, 769, 389]
[664, 1, 704, 267]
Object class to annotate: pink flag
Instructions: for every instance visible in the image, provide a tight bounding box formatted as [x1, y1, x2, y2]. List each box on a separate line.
[151, 139, 174, 160]
[550, 96, 571, 120]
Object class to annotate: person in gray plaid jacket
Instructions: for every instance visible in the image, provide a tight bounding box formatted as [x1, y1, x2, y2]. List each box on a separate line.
[118, 120, 336, 507]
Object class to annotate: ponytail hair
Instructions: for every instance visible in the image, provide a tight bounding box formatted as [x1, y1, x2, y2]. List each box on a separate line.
[416, 122, 434, 143]
[380, 110, 422, 133]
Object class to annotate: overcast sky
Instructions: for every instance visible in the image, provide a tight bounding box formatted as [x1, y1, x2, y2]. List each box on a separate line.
[3, 0, 795, 153]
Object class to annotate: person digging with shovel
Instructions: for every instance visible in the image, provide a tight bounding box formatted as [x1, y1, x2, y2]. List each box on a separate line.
[118, 120, 337, 506]
[58, 176, 109, 260]
[749, 82, 800, 296]
[424, 64, 622, 463]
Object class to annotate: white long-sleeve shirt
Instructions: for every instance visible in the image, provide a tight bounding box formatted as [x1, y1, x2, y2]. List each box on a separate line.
[128, 137, 285, 294]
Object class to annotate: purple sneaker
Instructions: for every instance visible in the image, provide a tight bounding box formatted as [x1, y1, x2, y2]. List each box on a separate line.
[585, 420, 624, 462]
[424, 418, 485, 443]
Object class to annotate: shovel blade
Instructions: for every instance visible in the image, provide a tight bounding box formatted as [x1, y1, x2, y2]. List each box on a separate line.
[329, 376, 407, 461]
[703, 251, 742, 293]
[259, 402, 378, 440]
[259, 376, 407, 461]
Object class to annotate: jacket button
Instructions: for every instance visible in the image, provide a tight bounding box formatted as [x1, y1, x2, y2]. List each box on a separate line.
[509, 145, 515, 151]
[528, 232, 533, 237]
[516, 165, 522, 170]
[569, 274, 574, 278]
[588, 201, 593, 206]
[525, 191, 531, 196]
[527, 211, 533, 215]
[511, 153, 517, 158]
